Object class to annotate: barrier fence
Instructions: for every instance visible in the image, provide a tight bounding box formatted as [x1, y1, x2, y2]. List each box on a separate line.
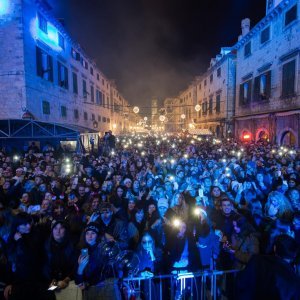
[122, 269, 240, 300]
[51, 269, 240, 300]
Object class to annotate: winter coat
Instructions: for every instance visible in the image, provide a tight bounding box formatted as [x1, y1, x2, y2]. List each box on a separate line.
[231, 231, 259, 270]
[43, 237, 78, 283]
[75, 243, 107, 286]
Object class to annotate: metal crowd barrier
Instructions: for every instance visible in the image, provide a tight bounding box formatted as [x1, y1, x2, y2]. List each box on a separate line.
[122, 269, 240, 300]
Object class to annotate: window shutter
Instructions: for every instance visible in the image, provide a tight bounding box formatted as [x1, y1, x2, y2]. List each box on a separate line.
[265, 70, 271, 99]
[254, 76, 260, 101]
[48, 56, 53, 82]
[239, 84, 244, 105]
[282, 60, 295, 97]
[65, 67, 69, 89]
[36, 47, 43, 78]
[247, 80, 252, 103]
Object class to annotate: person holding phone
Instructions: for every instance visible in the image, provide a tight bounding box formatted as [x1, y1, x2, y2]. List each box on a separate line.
[75, 223, 107, 299]
[43, 220, 77, 295]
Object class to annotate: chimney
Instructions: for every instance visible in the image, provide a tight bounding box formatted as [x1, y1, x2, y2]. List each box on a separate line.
[241, 18, 251, 36]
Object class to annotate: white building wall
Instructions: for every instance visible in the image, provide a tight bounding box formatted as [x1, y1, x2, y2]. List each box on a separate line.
[0, 0, 129, 135]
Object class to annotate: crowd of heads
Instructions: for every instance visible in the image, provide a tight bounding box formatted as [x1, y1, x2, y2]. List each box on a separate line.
[0, 134, 300, 298]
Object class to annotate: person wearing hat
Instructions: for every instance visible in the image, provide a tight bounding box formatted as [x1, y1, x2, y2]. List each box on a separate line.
[44, 220, 77, 296]
[149, 198, 170, 248]
[75, 222, 108, 298]
[97, 203, 129, 250]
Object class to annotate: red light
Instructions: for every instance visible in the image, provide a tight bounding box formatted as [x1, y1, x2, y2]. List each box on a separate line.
[243, 134, 251, 140]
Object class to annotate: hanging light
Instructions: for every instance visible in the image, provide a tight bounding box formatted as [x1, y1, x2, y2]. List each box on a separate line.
[159, 115, 166, 122]
[133, 106, 139, 114]
[195, 104, 201, 112]
[181, 114, 186, 119]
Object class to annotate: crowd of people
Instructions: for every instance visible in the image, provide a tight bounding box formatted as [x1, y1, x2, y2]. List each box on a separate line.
[0, 133, 300, 299]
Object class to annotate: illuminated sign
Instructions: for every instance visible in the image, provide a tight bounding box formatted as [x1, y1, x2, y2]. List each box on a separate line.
[30, 15, 63, 52]
[0, 0, 10, 15]
[243, 134, 251, 140]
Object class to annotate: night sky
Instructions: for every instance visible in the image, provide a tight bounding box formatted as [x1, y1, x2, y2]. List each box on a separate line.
[48, 0, 266, 114]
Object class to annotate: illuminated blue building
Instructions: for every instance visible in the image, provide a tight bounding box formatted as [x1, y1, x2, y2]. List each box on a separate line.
[234, 0, 300, 147]
[0, 0, 131, 149]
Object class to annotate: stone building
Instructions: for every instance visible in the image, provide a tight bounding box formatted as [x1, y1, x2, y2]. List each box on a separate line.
[0, 0, 131, 149]
[234, 0, 300, 147]
[194, 48, 236, 137]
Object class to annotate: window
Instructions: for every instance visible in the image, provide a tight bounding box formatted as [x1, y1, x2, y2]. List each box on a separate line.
[244, 42, 251, 57]
[90, 85, 94, 102]
[98, 115, 101, 122]
[57, 62, 68, 89]
[42, 101, 50, 115]
[260, 27, 270, 44]
[72, 72, 78, 94]
[74, 109, 79, 119]
[58, 33, 65, 50]
[217, 68, 221, 77]
[285, 5, 297, 27]
[84, 112, 88, 121]
[204, 79, 207, 86]
[102, 79, 105, 85]
[210, 74, 213, 83]
[96, 89, 102, 105]
[90, 67, 94, 75]
[216, 94, 221, 113]
[107, 118, 110, 123]
[102, 117, 107, 122]
[199, 84, 201, 90]
[92, 114, 95, 121]
[82, 80, 87, 98]
[97, 73, 100, 81]
[36, 47, 53, 82]
[282, 60, 296, 98]
[239, 80, 252, 105]
[202, 101, 207, 115]
[254, 71, 271, 101]
[209, 98, 213, 115]
[71, 48, 80, 61]
[81, 58, 88, 69]
[38, 13, 47, 33]
[61, 106, 67, 117]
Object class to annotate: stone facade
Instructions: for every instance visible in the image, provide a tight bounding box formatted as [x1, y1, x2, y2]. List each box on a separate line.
[165, 48, 236, 137]
[194, 49, 236, 137]
[234, 0, 300, 147]
[0, 0, 130, 136]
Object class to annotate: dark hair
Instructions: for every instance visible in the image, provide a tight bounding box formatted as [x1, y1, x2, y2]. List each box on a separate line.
[274, 234, 298, 260]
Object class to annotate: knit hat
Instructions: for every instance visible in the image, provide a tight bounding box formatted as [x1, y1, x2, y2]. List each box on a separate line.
[85, 222, 100, 235]
[157, 198, 169, 209]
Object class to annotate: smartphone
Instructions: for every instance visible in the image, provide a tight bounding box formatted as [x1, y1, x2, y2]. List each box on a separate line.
[198, 188, 204, 198]
[81, 248, 88, 256]
[48, 285, 58, 291]
[74, 176, 78, 185]
[283, 180, 288, 186]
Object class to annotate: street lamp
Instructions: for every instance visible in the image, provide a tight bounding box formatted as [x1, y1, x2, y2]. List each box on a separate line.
[181, 114, 186, 120]
[133, 106, 139, 114]
[195, 104, 201, 112]
[144, 116, 148, 121]
[112, 123, 117, 129]
[159, 115, 166, 122]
